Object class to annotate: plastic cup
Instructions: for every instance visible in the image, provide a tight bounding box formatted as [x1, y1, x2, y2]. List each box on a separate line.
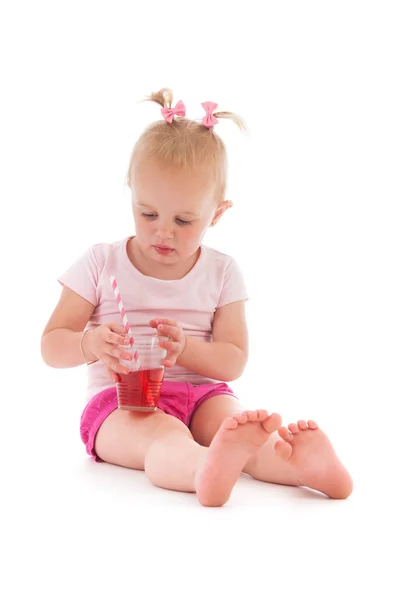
[117, 335, 168, 412]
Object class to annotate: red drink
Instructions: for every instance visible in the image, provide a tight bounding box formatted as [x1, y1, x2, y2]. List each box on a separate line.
[117, 367, 164, 411]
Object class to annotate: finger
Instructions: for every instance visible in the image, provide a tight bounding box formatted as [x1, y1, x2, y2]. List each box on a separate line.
[149, 318, 164, 326]
[106, 331, 132, 346]
[111, 371, 121, 383]
[103, 342, 133, 361]
[102, 354, 131, 375]
[163, 359, 175, 368]
[105, 324, 131, 345]
[163, 352, 178, 366]
[109, 359, 131, 375]
[108, 323, 129, 336]
[159, 339, 181, 355]
[154, 318, 178, 328]
[157, 323, 180, 338]
[106, 366, 120, 383]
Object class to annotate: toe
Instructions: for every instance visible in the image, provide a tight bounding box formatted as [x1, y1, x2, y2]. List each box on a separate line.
[307, 420, 318, 429]
[256, 409, 269, 422]
[246, 410, 259, 422]
[274, 440, 292, 460]
[288, 423, 299, 434]
[278, 426, 294, 443]
[262, 412, 282, 433]
[222, 416, 239, 430]
[235, 412, 248, 424]
[297, 420, 308, 430]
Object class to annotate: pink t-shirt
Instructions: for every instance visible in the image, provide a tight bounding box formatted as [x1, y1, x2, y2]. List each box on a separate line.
[58, 237, 248, 400]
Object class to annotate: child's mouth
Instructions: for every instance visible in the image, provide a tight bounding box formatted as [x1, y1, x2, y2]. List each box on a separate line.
[154, 246, 174, 255]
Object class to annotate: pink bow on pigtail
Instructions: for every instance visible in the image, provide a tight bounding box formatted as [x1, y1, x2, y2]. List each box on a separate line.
[201, 101, 219, 130]
[161, 100, 186, 123]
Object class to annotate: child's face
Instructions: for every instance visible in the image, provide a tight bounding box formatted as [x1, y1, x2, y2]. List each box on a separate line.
[131, 160, 223, 263]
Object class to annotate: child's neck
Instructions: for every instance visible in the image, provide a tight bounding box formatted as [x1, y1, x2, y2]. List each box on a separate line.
[127, 237, 201, 280]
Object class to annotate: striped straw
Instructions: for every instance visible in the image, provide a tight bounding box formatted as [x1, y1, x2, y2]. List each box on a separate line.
[109, 276, 141, 369]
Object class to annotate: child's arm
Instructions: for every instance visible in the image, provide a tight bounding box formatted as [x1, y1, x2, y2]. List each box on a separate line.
[178, 300, 248, 381]
[41, 286, 98, 367]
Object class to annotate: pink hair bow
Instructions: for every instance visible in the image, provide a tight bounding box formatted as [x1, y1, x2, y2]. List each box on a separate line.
[161, 100, 186, 123]
[201, 101, 219, 130]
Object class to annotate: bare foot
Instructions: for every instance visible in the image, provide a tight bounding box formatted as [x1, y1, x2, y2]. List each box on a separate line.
[195, 410, 282, 507]
[275, 420, 353, 499]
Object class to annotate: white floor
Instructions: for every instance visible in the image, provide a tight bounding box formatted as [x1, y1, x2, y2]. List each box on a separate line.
[3, 357, 397, 600]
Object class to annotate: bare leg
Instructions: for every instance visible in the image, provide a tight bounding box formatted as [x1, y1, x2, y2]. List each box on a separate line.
[95, 406, 281, 506]
[145, 409, 281, 506]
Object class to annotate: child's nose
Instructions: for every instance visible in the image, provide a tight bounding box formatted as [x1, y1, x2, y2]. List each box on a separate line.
[155, 223, 174, 238]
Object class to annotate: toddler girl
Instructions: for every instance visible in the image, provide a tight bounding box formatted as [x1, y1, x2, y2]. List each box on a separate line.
[41, 88, 353, 506]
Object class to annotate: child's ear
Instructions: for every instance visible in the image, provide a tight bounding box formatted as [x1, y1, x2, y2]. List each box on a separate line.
[211, 199, 233, 226]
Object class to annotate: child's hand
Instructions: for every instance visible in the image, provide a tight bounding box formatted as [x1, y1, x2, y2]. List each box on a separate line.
[149, 318, 186, 368]
[83, 323, 133, 383]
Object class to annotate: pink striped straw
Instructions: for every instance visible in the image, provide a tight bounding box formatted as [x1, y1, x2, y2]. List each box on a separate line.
[109, 276, 141, 369]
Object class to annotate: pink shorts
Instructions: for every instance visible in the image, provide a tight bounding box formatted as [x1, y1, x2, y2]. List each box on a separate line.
[80, 380, 237, 461]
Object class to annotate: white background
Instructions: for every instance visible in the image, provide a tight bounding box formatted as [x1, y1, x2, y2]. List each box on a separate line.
[1, 1, 399, 598]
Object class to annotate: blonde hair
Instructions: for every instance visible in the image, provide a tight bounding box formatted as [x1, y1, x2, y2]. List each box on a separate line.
[126, 88, 247, 204]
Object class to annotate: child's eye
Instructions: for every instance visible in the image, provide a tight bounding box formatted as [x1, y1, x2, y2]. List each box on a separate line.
[142, 213, 192, 226]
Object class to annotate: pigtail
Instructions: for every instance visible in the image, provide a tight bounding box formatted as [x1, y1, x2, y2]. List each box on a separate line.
[213, 111, 247, 132]
[145, 88, 173, 109]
